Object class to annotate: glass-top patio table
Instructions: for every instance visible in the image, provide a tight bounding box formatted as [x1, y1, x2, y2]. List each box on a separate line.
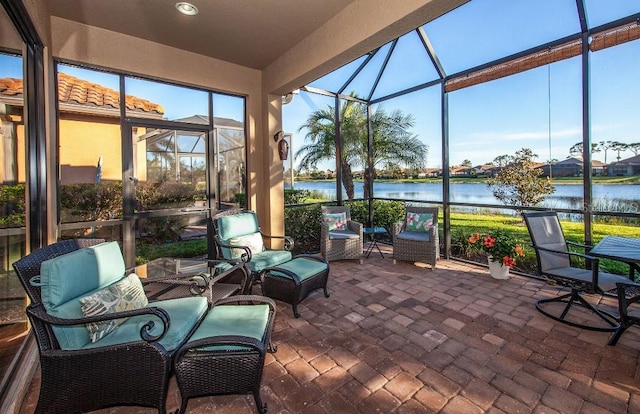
[132, 258, 245, 303]
[363, 227, 387, 258]
[589, 235, 640, 281]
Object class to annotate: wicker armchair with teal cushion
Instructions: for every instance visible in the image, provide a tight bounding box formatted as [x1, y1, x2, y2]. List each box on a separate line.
[12, 240, 209, 414]
[211, 209, 294, 281]
[320, 205, 363, 263]
[392, 206, 439, 269]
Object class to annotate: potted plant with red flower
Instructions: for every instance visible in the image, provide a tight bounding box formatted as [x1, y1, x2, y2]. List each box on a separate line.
[468, 230, 524, 279]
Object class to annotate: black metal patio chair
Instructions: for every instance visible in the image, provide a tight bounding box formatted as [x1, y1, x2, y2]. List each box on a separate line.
[523, 211, 628, 332]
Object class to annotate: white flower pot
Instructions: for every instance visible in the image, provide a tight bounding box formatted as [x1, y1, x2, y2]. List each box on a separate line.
[487, 256, 510, 280]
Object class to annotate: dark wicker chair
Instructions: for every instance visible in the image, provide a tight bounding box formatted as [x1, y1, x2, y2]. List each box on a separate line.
[174, 295, 277, 414]
[12, 239, 208, 414]
[211, 209, 294, 282]
[523, 211, 628, 332]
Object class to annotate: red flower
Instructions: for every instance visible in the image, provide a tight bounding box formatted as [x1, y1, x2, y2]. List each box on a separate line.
[502, 256, 515, 268]
[483, 236, 495, 248]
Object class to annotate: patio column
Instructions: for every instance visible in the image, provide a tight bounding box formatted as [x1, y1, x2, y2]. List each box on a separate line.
[254, 93, 286, 249]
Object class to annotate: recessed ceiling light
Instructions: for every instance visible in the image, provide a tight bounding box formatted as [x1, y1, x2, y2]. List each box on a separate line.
[176, 2, 198, 16]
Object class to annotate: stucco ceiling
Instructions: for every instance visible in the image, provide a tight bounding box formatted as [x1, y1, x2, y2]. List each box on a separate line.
[48, 0, 357, 70]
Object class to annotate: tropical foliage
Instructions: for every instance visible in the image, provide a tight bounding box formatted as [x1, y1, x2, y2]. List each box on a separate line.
[487, 148, 555, 214]
[295, 96, 428, 199]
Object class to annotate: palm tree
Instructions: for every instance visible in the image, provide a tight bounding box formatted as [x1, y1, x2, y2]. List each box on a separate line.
[295, 98, 428, 199]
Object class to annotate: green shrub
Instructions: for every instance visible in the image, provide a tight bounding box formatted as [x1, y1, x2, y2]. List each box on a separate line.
[284, 189, 311, 204]
[347, 200, 405, 234]
[0, 184, 25, 227]
[284, 204, 322, 254]
[60, 182, 123, 222]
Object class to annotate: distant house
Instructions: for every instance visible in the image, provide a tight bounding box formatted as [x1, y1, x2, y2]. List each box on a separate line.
[539, 157, 606, 177]
[472, 163, 497, 177]
[607, 155, 640, 176]
[419, 167, 441, 178]
[541, 158, 579, 177]
[450, 166, 473, 177]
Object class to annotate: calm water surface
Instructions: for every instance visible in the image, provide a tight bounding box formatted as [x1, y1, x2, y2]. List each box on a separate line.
[288, 181, 640, 212]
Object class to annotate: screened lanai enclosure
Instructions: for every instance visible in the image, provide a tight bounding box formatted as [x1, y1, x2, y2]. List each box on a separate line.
[283, 0, 640, 272]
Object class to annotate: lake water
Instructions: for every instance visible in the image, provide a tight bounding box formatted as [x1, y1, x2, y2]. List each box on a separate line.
[287, 181, 640, 212]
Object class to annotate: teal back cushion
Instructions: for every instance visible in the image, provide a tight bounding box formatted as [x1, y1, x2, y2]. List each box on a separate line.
[217, 213, 260, 258]
[40, 241, 126, 349]
[217, 212, 259, 242]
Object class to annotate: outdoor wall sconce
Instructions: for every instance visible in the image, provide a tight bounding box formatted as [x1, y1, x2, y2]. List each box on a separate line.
[273, 130, 289, 161]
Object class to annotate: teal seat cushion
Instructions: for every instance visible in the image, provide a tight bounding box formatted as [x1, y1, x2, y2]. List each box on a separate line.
[83, 296, 208, 352]
[247, 250, 292, 273]
[397, 231, 431, 242]
[328, 230, 360, 240]
[186, 304, 269, 351]
[270, 258, 328, 281]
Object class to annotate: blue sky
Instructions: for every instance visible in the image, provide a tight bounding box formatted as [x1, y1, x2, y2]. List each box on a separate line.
[283, 0, 640, 171]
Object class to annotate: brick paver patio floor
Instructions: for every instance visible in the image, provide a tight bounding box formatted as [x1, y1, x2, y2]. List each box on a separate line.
[20, 244, 640, 413]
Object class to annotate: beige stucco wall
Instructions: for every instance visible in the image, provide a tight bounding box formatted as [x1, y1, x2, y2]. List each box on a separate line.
[0, 5, 23, 51]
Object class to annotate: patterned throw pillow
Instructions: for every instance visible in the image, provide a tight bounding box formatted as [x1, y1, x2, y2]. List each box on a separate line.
[322, 212, 347, 231]
[79, 273, 149, 343]
[228, 232, 265, 259]
[406, 212, 434, 233]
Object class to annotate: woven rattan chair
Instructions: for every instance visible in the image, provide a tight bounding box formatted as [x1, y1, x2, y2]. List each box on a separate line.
[523, 211, 627, 332]
[320, 205, 363, 263]
[12, 239, 209, 414]
[392, 206, 439, 269]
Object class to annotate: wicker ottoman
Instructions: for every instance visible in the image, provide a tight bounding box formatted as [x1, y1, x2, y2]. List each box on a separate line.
[260, 255, 330, 318]
[174, 296, 276, 414]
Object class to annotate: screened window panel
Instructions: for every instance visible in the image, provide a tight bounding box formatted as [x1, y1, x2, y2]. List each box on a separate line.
[371, 30, 440, 100]
[308, 55, 369, 93]
[584, 0, 640, 28]
[423, 0, 580, 75]
[125, 77, 208, 123]
[340, 43, 392, 98]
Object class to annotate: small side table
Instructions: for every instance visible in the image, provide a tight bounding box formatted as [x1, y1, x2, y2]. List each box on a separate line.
[363, 227, 387, 258]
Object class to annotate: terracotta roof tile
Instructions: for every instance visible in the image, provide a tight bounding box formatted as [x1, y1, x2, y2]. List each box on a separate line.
[0, 73, 164, 115]
[0, 78, 23, 97]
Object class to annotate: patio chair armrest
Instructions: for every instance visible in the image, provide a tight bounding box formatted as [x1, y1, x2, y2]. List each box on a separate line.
[27, 303, 170, 342]
[532, 244, 599, 263]
[212, 294, 277, 310]
[347, 220, 363, 234]
[392, 221, 404, 236]
[215, 239, 253, 263]
[567, 240, 593, 252]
